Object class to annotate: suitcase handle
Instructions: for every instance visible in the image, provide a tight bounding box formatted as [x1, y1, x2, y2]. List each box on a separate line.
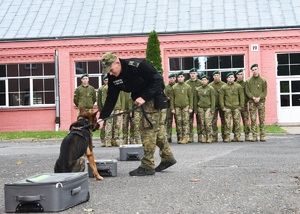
[71, 186, 81, 195]
[127, 152, 140, 160]
[17, 195, 42, 202]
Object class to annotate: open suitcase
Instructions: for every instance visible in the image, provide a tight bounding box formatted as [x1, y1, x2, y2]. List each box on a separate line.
[87, 159, 118, 177]
[119, 144, 144, 161]
[4, 172, 89, 213]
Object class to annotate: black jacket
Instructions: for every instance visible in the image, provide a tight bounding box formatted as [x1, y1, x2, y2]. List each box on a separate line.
[99, 58, 165, 120]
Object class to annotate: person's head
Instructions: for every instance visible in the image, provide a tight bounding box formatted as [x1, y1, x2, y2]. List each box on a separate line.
[226, 72, 235, 84]
[102, 74, 108, 85]
[200, 75, 209, 86]
[212, 70, 221, 82]
[235, 69, 244, 82]
[250, 64, 259, 77]
[80, 74, 89, 86]
[100, 52, 122, 77]
[168, 73, 177, 84]
[177, 71, 185, 83]
[189, 68, 198, 80]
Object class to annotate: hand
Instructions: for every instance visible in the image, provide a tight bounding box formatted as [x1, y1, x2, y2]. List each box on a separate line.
[171, 110, 175, 114]
[97, 119, 105, 129]
[188, 109, 193, 113]
[134, 97, 145, 106]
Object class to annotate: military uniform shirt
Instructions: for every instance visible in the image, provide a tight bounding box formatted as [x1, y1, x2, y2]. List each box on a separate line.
[195, 85, 215, 110]
[73, 84, 96, 109]
[219, 82, 245, 110]
[245, 75, 268, 103]
[171, 82, 193, 109]
[209, 81, 226, 108]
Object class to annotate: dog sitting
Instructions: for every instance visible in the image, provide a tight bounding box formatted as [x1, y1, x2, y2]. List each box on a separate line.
[54, 108, 103, 180]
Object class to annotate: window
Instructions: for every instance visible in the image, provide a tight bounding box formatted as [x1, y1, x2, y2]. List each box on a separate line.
[169, 55, 244, 82]
[0, 63, 55, 107]
[75, 61, 103, 89]
[277, 53, 300, 76]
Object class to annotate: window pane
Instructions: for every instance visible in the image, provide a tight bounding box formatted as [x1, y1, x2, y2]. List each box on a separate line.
[0, 94, 5, 105]
[232, 55, 244, 68]
[277, 54, 289, 64]
[220, 56, 231, 68]
[277, 65, 289, 76]
[44, 79, 54, 91]
[32, 64, 43, 76]
[33, 92, 43, 104]
[22, 91, 30, 105]
[0, 80, 5, 105]
[7, 64, 18, 77]
[207, 56, 218, 69]
[19, 64, 30, 76]
[89, 77, 99, 89]
[8, 79, 19, 92]
[280, 95, 290, 106]
[0, 80, 5, 92]
[291, 81, 300, 92]
[280, 81, 289, 93]
[33, 79, 44, 91]
[292, 95, 300, 106]
[182, 57, 193, 70]
[88, 61, 100, 74]
[193, 57, 200, 69]
[20, 78, 30, 92]
[45, 92, 55, 104]
[0, 65, 6, 77]
[290, 53, 300, 64]
[75, 62, 87, 75]
[9, 93, 20, 106]
[169, 58, 181, 70]
[44, 63, 55, 75]
[290, 65, 300, 75]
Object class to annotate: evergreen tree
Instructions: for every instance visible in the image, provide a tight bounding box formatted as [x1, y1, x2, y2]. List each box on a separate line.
[146, 30, 163, 73]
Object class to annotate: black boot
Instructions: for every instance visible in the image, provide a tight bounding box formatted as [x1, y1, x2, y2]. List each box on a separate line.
[155, 159, 177, 172]
[129, 166, 155, 176]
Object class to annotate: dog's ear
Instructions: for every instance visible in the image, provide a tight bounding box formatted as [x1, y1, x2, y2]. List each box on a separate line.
[79, 107, 87, 115]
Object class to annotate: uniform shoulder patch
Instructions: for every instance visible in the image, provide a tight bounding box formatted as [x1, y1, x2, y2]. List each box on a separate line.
[128, 61, 140, 67]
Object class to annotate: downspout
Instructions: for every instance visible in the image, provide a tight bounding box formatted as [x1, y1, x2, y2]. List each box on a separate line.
[54, 50, 60, 131]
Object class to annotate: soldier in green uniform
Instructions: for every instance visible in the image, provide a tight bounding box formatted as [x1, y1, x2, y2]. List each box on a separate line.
[97, 74, 108, 147]
[245, 64, 268, 142]
[165, 73, 177, 143]
[98, 52, 176, 176]
[74, 73, 96, 115]
[185, 68, 202, 143]
[194, 75, 215, 143]
[219, 72, 245, 142]
[120, 91, 131, 145]
[235, 69, 251, 141]
[128, 96, 142, 144]
[170, 71, 193, 144]
[209, 71, 226, 142]
[157, 70, 168, 140]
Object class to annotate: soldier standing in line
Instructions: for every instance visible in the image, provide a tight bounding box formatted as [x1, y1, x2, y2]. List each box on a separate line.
[185, 68, 202, 143]
[219, 72, 245, 142]
[120, 91, 131, 145]
[74, 73, 96, 115]
[97, 74, 108, 147]
[245, 64, 268, 142]
[235, 69, 251, 141]
[157, 70, 168, 139]
[170, 71, 193, 144]
[209, 70, 226, 142]
[194, 75, 215, 143]
[128, 96, 142, 144]
[165, 73, 177, 143]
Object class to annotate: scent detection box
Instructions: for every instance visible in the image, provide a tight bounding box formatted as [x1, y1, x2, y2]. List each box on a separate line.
[87, 159, 117, 177]
[119, 144, 144, 161]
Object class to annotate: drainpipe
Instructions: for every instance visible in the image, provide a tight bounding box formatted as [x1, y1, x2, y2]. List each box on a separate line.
[54, 50, 60, 131]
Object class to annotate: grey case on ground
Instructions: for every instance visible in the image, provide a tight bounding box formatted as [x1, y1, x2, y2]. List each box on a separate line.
[87, 159, 118, 177]
[4, 172, 89, 213]
[119, 144, 144, 161]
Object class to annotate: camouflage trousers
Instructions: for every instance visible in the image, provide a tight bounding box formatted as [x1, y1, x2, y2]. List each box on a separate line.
[174, 106, 190, 140]
[159, 108, 167, 136]
[131, 110, 142, 143]
[166, 107, 175, 140]
[140, 100, 175, 169]
[197, 107, 213, 139]
[105, 110, 121, 143]
[189, 112, 201, 140]
[100, 123, 105, 143]
[212, 108, 225, 140]
[224, 108, 241, 137]
[122, 112, 131, 143]
[249, 102, 266, 137]
[232, 104, 250, 135]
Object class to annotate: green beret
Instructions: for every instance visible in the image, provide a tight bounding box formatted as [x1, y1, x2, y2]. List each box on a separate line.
[189, 68, 198, 73]
[250, 64, 258, 70]
[177, 71, 184, 77]
[168, 73, 176, 78]
[226, 72, 234, 78]
[200, 75, 208, 80]
[103, 74, 108, 80]
[235, 69, 243, 75]
[80, 73, 89, 79]
[212, 70, 220, 75]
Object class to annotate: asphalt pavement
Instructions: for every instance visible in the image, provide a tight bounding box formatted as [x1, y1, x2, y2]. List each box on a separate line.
[0, 133, 300, 214]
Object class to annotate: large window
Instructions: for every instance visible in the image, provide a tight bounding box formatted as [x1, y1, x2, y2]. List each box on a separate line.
[75, 61, 103, 89]
[0, 63, 55, 107]
[169, 55, 244, 82]
[277, 53, 300, 76]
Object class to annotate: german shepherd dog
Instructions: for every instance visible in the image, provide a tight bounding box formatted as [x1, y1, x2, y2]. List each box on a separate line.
[54, 108, 103, 180]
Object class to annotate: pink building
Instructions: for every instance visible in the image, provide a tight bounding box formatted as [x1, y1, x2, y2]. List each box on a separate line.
[0, 1, 300, 132]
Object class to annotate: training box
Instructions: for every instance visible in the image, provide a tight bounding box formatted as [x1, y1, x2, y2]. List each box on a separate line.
[119, 144, 144, 161]
[87, 159, 117, 177]
[4, 172, 89, 213]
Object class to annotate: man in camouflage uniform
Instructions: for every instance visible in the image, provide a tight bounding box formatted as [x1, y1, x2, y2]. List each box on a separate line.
[98, 52, 176, 176]
[165, 73, 177, 143]
[170, 71, 193, 144]
[74, 73, 96, 115]
[97, 74, 108, 147]
[128, 96, 142, 144]
[209, 70, 226, 142]
[235, 69, 251, 141]
[219, 72, 244, 142]
[194, 75, 215, 143]
[245, 64, 268, 142]
[120, 91, 131, 145]
[185, 68, 202, 143]
[157, 70, 168, 140]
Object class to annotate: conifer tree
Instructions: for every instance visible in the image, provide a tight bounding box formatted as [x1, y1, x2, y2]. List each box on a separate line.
[146, 30, 163, 73]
